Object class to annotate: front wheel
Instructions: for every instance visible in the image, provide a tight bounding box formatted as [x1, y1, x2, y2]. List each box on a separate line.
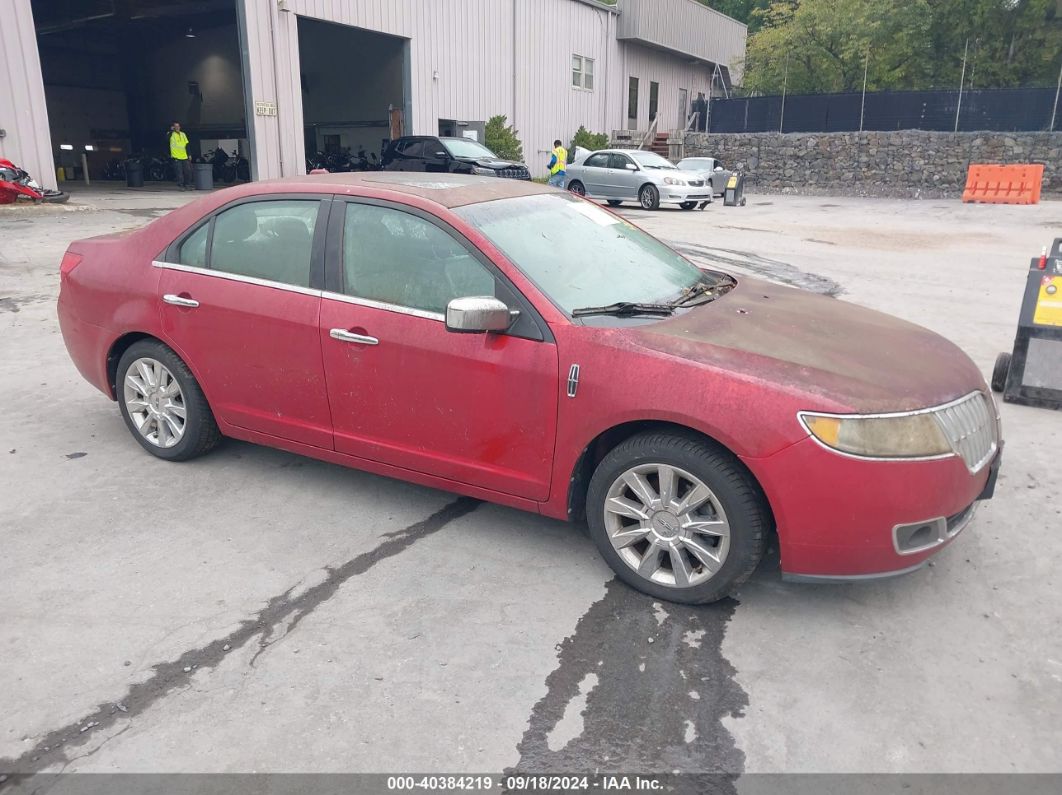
[117, 340, 221, 461]
[680, 201, 697, 210]
[586, 431, 769, 604]
[639, 184, 660, 210]
[991, 352, 1011, 393]
[568, 181, 586, 197]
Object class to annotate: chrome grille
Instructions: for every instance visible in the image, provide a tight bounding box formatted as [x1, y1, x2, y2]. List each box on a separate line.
[933, 392, 997, 473]
[498, 167, 531, 181]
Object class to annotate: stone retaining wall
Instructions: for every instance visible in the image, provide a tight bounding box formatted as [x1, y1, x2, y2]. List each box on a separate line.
[683, 131, 1062, 198]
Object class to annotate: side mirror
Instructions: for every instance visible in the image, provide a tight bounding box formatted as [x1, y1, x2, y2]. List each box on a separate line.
[434, 151, 449, 160]
[446, 296, 515, 333]
[625, 163, 638, 171]
[714, 166, 724, 172]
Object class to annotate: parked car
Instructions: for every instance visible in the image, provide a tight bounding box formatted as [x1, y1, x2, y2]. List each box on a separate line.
[382, 135, 530, 180]
[565, 149, 713, 210]
[676, 156, 734, 197]
[57, 174, 1001, 604]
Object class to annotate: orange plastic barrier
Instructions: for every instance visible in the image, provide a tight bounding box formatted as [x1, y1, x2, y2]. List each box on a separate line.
[962, 163, 1043, 205]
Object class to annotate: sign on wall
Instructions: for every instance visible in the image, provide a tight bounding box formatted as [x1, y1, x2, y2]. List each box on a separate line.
[254, 101, 278, 117]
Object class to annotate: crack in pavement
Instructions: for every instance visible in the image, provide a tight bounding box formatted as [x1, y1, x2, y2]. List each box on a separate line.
[511, 579, 747, 793]
[668, 241, 843, 297]
[0, 497, 480, 782]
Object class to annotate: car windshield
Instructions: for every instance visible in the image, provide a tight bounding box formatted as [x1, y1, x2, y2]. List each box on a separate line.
[629, 151, 677, 170]
[442, 138, 499, 159]
[680, 159, 714, 170]
[454, 193, 721, 315]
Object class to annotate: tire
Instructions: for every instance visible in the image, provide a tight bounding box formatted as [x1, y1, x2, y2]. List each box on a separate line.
[586, 431, 769, 604]
[991, 352, 1011, 393]
[680, 201, 697, 210]
[606, 199, 623, 207]
[639, 184, 660, 210]
[568, 180, 586, 196]
[116, 339, 220, 462]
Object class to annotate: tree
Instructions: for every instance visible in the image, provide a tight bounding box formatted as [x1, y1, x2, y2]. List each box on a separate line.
[698, 0, 773, 33]
[740, 0, 1062, 94]
[485, 115, 524, 162]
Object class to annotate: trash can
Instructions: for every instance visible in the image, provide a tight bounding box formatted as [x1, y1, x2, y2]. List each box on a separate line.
[125, 160, 144, 188]
[194, 162, 214, 191]
[723, 173, 746, 206]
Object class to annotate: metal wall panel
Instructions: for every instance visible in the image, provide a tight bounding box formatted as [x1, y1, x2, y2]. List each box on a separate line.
[623, 42, 715, 132]
[616, 0, 746, 78]
[0, 0, 57, 189]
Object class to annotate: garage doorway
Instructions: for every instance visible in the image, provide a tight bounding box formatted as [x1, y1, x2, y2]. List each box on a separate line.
[31, 0, 249, 185]
[297, 18, 409, 172]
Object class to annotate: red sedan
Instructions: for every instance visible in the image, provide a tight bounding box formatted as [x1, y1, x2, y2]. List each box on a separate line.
[57, 174, 1001, 603]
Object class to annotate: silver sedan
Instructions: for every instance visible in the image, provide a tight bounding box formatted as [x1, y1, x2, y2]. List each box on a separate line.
[564, 149, 713, 211]
[676, 157, 734, 197]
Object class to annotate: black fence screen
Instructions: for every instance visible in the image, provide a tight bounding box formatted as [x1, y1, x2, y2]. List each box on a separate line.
[707, 87, 1059, 133]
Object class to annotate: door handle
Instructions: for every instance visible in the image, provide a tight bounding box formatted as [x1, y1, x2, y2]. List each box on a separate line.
[330, 328, 379, 346]
[163, 294, 199, 308]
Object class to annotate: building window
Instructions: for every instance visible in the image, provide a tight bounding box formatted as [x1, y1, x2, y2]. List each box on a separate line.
[649, 81, 659, 123]
[572, 55, 594, 90]
[628, 77, 639, 127]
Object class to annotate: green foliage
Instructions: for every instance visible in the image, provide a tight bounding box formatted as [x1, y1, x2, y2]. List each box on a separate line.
[698, 0, 773, 33]
[484, 115, 524, 162]
[741, 0, 1062, 94]
[570, 126, 610, 153]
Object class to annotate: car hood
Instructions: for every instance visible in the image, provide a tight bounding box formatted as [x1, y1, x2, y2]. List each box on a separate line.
[629, 278, 986, 413]
[455, 156, 525, 169]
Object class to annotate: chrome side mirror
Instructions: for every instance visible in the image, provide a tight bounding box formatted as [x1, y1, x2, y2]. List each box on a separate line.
[445, 296, 514, 333]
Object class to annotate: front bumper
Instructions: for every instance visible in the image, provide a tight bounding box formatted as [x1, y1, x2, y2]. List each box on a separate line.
[743, 436, 1001, 579]
[659, 186, 713, 204]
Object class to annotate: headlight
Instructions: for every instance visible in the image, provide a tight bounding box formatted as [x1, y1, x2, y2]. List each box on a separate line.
[663, 177, 687, 186]
[799, 412, 952, 459]
[471, 167, 496, 176]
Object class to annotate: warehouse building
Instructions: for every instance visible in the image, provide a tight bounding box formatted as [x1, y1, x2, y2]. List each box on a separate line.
[0, 0, 746, 190]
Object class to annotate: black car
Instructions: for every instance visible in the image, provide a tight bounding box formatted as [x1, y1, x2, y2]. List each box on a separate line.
[382, 136, 531, 180]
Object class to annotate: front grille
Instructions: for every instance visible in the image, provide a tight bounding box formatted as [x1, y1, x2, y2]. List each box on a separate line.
[498, 167, 531, 180]
[687, 180, 705, 187]
[933, 392, 997, 473]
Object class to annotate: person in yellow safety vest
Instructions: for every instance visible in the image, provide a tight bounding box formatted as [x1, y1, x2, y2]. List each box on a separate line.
[547, 139, 567, 188]
[168, 121, 193, 190]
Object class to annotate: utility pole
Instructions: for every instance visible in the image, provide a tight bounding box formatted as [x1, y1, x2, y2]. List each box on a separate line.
[955, 38, 969, 133]
[779, 51, 790, 134]
[859, 51, 869, 132]
[1050, 57, 1062, 132]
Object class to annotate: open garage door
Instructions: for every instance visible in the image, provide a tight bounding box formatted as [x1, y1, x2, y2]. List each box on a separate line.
[32, 0, 250, 186]
[297, 17, 407, 173]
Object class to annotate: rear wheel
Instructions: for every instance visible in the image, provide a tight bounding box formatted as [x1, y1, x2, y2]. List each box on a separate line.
[116, 340, 220, 461]
[680, 201, 697, 210]
[991, 352, 1011, 393]
[606, 199, 623, 207]
[586, 431, 769, 604]
[639, 184, 660, 210]
[568, 181, 586, 196]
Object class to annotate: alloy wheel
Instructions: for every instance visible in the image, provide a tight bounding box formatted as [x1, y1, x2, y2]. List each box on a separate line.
[123, 357, 187, 449]
[639, 185, 658, 209]
[603, 463, 731, 588]
[569, 182, 586, 196]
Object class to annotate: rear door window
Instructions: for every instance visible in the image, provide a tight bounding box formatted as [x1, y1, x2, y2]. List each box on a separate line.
[209, 200, 320, 287]
[584, 153, 610, 169]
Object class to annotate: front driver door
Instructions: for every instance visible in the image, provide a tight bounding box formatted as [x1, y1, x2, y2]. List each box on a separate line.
[608, 153, 639, 200]
[319, 199, 559, 501]
[157, 196, 333, 449]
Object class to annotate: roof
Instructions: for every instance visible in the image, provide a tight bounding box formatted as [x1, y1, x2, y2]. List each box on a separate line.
[256, 171, 555, 209]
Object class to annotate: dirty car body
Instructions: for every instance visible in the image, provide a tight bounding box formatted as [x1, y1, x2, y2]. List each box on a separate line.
[56, 173, 1001, 603]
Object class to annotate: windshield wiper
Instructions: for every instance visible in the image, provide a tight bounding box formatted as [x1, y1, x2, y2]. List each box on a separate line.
[571, 301, 675, 318]
[667, 278, 736, 308]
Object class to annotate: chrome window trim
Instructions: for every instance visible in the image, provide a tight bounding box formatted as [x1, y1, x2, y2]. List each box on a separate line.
[152, 260, 321, 298]
[797, 390, 999, 470]
[321, 290, 445, 323]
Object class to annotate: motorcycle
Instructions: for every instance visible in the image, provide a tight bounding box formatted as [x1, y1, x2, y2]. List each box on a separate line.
[0, 158, 69, 204]
[221, 149, 250, 183]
